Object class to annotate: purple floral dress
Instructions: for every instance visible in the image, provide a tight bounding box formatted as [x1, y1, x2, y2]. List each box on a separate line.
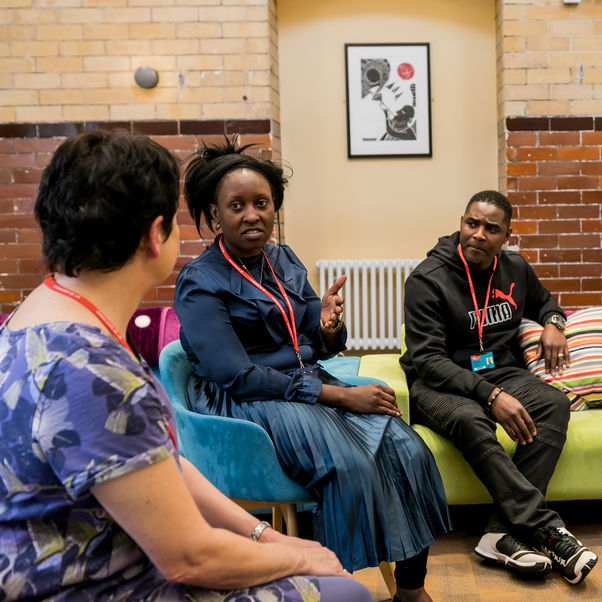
[0, 322, 320, 601]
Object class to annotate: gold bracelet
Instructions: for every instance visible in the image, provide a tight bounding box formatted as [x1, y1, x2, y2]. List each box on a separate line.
[320, 318, 343, 334]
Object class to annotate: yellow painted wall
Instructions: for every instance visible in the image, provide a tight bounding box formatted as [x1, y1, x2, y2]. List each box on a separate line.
[278, 0, 498, 288]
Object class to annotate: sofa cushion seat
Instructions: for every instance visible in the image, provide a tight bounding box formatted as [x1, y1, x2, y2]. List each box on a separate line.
[413, 410, 601, 504]
[322, 349, 602, 505]
[411, 424, 514, 505]
[358, 354, 410, 419]
[551, 410, 602, 500]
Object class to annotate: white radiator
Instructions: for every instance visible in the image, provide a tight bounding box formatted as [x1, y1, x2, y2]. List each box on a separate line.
[316, 258, 422, 350]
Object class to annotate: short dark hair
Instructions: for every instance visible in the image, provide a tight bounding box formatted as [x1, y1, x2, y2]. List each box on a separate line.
[465, 190, 512, 225]
[184, 137, 287, 234]
[35, 129, 180, 277]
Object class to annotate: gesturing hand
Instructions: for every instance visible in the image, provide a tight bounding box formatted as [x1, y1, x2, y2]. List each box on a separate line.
[321, 275, 347, 329]
[489, 391, 536, 445]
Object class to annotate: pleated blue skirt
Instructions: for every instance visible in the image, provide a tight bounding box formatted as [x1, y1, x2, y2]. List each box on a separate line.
[188, 367, 451, 572]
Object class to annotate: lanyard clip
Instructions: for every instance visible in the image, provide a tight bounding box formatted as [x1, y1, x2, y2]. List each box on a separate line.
[296, 351, 304, 369]
[479, 338, 484, 353]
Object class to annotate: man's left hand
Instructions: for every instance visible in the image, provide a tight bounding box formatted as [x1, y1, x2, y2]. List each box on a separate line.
[534, 323, 569, 374]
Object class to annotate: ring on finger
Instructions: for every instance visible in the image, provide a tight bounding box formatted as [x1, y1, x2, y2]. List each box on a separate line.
[558, 352, 565, 359]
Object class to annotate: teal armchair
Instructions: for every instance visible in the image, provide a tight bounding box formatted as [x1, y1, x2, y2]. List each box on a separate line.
[158, 340, 312, 534]
[158, 340, 397, 595]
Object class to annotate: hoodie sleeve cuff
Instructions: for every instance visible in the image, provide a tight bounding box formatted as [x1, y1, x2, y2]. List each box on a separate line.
[475, 380, 498, 407]
[539, 310, 566, 326]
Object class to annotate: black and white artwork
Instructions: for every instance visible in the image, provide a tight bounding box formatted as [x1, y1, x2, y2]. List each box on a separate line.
[345, 43, 432, 158]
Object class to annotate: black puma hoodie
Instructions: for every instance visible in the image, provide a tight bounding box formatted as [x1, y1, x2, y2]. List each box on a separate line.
[400, 232, 564, 404]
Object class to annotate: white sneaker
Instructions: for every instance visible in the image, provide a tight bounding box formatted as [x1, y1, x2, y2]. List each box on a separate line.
[475, 532, 552, 574]
[537, 527, 598, 585]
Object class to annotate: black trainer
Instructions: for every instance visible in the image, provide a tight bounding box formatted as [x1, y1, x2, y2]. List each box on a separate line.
[475, 532, 551, 574]
[537, 527, 598, 584]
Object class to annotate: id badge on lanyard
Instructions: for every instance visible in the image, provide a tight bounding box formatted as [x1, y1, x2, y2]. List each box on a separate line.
[470, 351, 495, 372]
[457, 244, 497, 373]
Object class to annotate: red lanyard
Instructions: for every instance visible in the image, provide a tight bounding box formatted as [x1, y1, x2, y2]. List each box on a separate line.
[218, 236, 304, 368]
[43, 273, 178, 449]
[457, 244, 497, 352]
[44, 273, 134, 354]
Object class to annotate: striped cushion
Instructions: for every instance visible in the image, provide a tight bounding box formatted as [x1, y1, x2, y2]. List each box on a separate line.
[517, 307, 602, 410]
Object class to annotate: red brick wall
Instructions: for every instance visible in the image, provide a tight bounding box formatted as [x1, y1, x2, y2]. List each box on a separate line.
[506, 116, 602, 309]
[0, 120, 274, 313]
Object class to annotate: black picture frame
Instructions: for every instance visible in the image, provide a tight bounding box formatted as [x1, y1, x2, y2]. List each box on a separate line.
[345, 42, 432, 158]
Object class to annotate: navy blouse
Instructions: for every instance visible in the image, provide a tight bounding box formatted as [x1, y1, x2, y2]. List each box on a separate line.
[174, 239, 347, 404]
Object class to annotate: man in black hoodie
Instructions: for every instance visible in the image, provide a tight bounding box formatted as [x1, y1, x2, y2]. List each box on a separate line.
[400, 190, 597, 585]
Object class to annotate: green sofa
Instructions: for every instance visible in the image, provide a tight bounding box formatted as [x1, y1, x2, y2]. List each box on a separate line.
[320, 351, 602, 505]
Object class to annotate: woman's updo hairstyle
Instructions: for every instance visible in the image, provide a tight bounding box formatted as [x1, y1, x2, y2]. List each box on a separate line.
[35, 129, 180, 277]
[184, 137, 287, 234]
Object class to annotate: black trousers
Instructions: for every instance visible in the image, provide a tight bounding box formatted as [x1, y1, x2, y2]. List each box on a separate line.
[410, 366, 570, 542]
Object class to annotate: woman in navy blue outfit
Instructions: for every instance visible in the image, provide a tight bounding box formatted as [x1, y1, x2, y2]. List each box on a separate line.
[175, 139, 451, 602]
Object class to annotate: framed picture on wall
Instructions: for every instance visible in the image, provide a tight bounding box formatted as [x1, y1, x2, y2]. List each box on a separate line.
[345, 43, 432, 158]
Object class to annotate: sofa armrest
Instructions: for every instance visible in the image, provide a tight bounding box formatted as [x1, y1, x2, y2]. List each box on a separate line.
[358, 354, 410, 423]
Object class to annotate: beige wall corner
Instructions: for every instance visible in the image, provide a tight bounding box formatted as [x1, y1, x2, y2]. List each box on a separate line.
[278, 0, 498, 289]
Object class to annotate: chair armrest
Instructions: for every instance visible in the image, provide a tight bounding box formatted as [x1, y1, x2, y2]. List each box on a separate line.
[336, 375, 387, 387]
[358, 354, 410, 423]
[173, 404, 312, 504]
[317, 358, 387, 390]
[318, 356, 361, 380]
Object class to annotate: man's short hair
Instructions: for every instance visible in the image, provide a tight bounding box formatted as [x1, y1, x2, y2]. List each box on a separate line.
[465, 190, 512, 225]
